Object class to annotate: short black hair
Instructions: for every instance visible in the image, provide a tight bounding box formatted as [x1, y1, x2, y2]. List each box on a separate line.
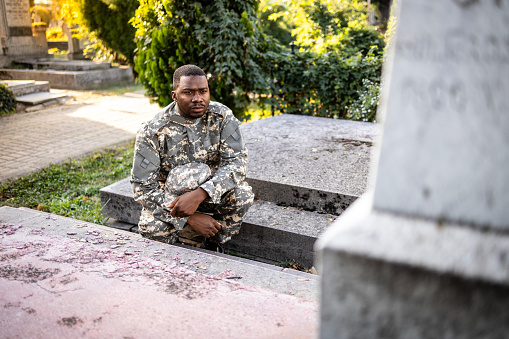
[173, 64, 206, 89]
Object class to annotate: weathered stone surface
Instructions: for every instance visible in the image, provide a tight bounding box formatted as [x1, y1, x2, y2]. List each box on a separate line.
[15, 91, 69, 105]
[0, 206, 318, 338]
[14, 58, 111, 71]
[373, 0, 509, 230]
[247, 177, 357, 215]
[101, 115, 374, 266]
[0, 67, 134, 90]
[1, 80, 50, 96]
[101, 178, 335, 267]
[100, 178, 140, 225]
[0, 0, 49, 62]
[316, 0, 509, 338]
[243, 114, 377, 197]
[317, 195, 509, 339]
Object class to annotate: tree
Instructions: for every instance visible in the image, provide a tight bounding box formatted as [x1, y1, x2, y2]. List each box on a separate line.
[258, 0, 294, 47]
[269, 0, 384, 55]
[80, 0, 138, 66]
[132, 0, 272, 118]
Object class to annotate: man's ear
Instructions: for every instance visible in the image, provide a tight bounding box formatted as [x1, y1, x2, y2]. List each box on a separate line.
[171, 91, 177, 101]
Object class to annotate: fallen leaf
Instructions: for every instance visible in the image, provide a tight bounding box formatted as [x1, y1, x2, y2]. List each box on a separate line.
[198, 265, 207, 270]
[37, 204, 43, 211]
[297, 278, 309, 282]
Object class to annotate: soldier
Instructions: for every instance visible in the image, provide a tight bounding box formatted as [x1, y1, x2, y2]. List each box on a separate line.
[131, 64, 254, 251]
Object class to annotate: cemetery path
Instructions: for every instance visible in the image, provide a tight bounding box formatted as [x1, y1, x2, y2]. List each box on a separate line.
[0, 91, 159, 182]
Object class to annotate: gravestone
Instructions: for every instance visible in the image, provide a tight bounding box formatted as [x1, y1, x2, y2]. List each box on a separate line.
[0, 0, 48, 67]
[316, 0, 509, 338]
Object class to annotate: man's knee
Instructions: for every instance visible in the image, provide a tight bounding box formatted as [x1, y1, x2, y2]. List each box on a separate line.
[222, 182, 254, 209]
[138, 209, 178, 243]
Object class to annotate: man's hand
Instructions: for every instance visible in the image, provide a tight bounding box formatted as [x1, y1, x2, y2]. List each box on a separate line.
[168, 188, 208, 218]
[186, 213, 222, 238]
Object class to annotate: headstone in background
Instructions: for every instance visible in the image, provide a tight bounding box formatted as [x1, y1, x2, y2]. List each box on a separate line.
[316, 0, 509, 338]
[0, 0, 48, 67]
[62, 22, 86, 60]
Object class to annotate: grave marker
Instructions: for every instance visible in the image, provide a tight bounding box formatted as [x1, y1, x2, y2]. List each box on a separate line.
[316, 0, 509, 337]
[0, 0, 48, 66]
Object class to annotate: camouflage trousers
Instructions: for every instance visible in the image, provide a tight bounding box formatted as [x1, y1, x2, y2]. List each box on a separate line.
[138, 181, 254, 245]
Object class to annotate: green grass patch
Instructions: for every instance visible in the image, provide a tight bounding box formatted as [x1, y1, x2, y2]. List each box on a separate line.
[0, 140, 135, 225]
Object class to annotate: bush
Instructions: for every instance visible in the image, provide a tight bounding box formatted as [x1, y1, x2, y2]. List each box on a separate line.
[133, 0, 272, 118]
[46, 26, 67, 41]
[263, 46, 383, 119]
[346, 78, 380, 122]
[0, 84, 16, 116]
[80, 0, 138, 66]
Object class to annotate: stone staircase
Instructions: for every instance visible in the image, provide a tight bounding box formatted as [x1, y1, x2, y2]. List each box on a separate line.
[100, 115, 377, 268]
[0, 58, 134, 90]
[1, 79, 70, 111]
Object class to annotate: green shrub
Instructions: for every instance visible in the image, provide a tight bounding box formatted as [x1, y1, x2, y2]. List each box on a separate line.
[80, 0, 138, 66]
[132, 0, 272, 118]
[346, 78, 380, 122]
[262, 46, 383, 119]
[0, 83, 16, 116]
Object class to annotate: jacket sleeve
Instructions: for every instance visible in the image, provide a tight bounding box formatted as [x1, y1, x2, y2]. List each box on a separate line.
[199, 114, 248, 204]
[130, 124, 188, 230]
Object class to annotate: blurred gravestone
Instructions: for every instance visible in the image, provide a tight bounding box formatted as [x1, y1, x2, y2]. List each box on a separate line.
[316, 0, 509, 338]
[0, 0, 48, 67]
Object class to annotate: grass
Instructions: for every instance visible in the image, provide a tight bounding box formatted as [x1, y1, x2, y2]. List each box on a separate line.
[0, 140, 135, 225]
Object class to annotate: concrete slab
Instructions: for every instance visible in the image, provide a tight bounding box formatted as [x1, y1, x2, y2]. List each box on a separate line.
[0, 67, 134, 90]
[1, 80, 51, 96]
[101, 178, 335, 267]
[315, 194, 509, 338]
[0, 206, 318, 338]
[1, 206, 319, 301]
[242, 115, 377, 197]
[14, 58, 111, 71]
[16, 91, 69, 105]
[0, 79, 35, 87]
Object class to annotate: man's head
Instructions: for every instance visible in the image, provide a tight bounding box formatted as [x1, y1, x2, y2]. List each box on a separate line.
[172, 64, 210, 119]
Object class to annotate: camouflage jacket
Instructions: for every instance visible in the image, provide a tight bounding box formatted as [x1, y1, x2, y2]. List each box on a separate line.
[131, 101, 248, 230]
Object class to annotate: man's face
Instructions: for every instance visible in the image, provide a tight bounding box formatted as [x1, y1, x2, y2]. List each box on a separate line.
[172, 75, 210, 119]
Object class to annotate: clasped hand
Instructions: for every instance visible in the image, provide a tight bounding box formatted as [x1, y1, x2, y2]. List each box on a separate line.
[168, 188, 221, 238]
[168, 188, 208, 218]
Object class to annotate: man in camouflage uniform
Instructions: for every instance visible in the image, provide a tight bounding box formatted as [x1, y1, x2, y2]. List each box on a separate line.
[131, 64, 254, 249]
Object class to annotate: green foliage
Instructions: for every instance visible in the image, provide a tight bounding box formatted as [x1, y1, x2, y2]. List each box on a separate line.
[0, 84, 16, 116]
[258, 1, 294, 47]
[271, 0, 374, 53]
[263, 45, 383, 119]
[132, 0, 272, 118]
[256, 0, 385, 120]
[0, 141, 134, 225]
[80, 0, 138, 66]
[32, 5, 53, 25]
[346, 78, 380, 122]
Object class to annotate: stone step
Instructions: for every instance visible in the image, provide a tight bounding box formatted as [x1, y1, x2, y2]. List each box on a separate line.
[247, 177, 357, 215]
[100, 177, 336, 268]
[14, 58, 111, 71]
[1, 79, 50, 96]
[0, 67, 134, 90]
[15, 91, 70, 106]
[1, 206, 318, 302]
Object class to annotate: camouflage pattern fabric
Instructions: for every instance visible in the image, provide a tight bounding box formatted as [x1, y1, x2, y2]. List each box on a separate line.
[131, 101, 254, 244]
